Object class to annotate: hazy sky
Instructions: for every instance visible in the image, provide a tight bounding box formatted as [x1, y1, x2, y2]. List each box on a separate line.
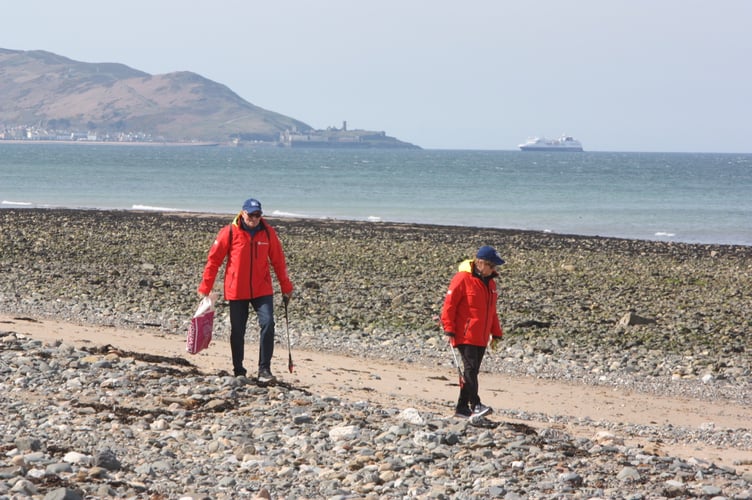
[3, 1, 751, 152]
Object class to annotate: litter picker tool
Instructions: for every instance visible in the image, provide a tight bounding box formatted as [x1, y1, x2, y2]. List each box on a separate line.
[448, 340, 465, 388]
[284, 296, 294, 373]
[435, 314, 464, 388]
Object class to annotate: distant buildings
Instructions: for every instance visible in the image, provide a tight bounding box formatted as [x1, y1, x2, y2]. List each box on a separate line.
[0, 124, 152, 143]
[1, 121, 419, 149]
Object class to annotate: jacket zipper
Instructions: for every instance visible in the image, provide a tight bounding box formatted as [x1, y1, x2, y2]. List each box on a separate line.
[483, 279, 492, 336]
[248, 233, 255, 298]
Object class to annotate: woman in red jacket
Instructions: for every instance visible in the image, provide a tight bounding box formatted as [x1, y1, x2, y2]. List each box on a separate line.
[441, 245, 504, 418]
[198, 198, 293, 382]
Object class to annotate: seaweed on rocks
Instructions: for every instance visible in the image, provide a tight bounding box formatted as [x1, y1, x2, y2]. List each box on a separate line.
[1, 208, 750, 404]
[83, 344, 196, 368]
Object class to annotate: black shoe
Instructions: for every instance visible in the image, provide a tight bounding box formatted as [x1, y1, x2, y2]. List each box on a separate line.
[472, 403, 492, 417]
[258, 369, 276, 384]
[454, 406, 472, 418]
[234, 368, 247, 377]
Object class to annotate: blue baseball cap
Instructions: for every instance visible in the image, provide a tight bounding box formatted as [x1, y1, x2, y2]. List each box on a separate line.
[476, 245, 505, 266]
[242, 198, 262, 214]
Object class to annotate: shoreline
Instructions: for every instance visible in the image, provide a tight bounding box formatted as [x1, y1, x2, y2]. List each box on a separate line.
[1, 207, 749, 409]
[1, 208, 750, 382]
[1, 207, 750, 496]
[3, 205, 752, 250]
[4, 314, 751, 472]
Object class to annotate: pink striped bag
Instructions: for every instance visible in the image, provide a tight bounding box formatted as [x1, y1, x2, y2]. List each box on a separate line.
[186, 297, 214, 354]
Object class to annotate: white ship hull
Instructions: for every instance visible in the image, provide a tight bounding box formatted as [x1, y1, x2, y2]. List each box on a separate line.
[519, 135, 583, 152]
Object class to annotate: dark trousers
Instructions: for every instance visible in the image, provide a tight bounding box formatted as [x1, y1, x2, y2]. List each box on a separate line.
[229, 295, 275, 376]
[457, 344, 486, 410]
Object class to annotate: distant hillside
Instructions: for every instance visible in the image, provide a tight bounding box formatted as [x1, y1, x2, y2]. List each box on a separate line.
[0, 48, 415, 147]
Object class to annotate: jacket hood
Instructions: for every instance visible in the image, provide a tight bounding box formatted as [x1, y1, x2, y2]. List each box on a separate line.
[458, 259, 498, 278]
[458, 259, 473, 273]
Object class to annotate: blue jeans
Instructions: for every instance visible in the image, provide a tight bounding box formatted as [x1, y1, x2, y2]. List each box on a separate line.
[229, 295, 275, 376]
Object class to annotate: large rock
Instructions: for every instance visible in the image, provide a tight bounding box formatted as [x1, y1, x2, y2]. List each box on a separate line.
[617, 311, 657, 327]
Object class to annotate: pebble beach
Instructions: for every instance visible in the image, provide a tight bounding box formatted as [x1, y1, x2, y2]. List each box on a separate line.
[1, 208, 751, 499]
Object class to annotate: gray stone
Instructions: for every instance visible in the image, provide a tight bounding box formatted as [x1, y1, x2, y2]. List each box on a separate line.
[617, 466, 641, 481]
[95, 448, 122, 471]
[15, 437, 42, 451]
[43, 488, 83, 500]
[45, 463, 73, 474]
[618, 311, 657, 327]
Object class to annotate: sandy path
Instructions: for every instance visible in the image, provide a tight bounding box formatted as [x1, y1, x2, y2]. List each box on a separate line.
[2, 314, 749, 473]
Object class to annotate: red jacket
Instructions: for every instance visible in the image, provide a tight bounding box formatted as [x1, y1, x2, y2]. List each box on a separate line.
[198, 214, 293, 300]
[441, 259, 503, 347]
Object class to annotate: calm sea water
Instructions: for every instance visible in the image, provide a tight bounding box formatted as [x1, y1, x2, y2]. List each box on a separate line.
[1, 143, 751, 246]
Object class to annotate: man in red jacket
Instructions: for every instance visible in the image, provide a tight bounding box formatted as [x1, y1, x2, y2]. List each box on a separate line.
[441, 245, 504, 418]
[198, 198, 293, 382]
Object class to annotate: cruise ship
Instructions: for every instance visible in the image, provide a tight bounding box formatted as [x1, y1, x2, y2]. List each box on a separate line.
[519, 135, 583, 152]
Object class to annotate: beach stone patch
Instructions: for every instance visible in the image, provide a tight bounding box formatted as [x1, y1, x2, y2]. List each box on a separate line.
[0, 332, 749, 498]
[1, 209, 751, 497]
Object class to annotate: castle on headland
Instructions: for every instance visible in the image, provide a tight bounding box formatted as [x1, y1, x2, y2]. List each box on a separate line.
[278, 121, 419, 149]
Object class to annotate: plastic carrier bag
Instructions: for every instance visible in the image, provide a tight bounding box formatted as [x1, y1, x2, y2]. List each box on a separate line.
[186, 296, 215, 354]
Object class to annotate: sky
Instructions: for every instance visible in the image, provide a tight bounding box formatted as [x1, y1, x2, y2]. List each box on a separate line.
[2, 0, 751, 153]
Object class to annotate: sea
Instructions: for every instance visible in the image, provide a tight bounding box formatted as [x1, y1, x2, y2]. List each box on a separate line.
[1, 142, 751, 246]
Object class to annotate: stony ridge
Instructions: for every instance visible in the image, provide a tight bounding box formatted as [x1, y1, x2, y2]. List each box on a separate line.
[1, 331, 751, 499]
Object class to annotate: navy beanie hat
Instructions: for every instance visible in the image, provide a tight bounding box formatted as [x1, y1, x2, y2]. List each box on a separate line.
[242, 198, 262, 213]
[476, 245, 505, 266]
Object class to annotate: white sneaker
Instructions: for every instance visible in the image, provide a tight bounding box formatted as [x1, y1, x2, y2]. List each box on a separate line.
[472, 403, 492, 417]
[258, 369, 276, 384]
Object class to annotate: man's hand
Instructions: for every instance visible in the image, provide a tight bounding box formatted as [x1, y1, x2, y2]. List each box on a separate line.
[490, 337, 501, 351]
[283, 293, 292, 307]
[198, 292, 218, 300]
